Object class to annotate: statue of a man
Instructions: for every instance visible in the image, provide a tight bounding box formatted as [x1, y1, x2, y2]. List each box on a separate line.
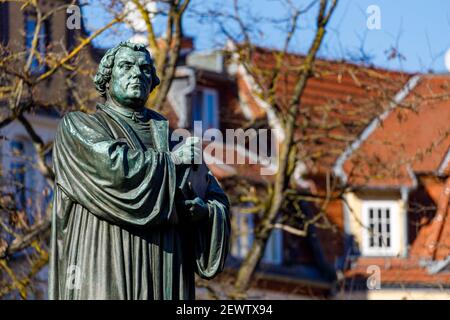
[48, 41, 230, 300]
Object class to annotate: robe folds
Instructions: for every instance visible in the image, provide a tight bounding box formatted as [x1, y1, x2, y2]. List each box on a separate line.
[48, 104, 231, 300]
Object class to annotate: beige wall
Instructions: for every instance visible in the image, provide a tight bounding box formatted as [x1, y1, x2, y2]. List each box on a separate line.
[343, 190, 407, 256]
[337, 288, 450, 300]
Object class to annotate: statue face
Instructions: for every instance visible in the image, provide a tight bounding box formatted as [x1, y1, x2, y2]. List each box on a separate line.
[108, 47, 154, 109]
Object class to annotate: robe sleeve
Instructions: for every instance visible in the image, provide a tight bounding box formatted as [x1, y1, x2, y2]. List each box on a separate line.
[53, 111, 176, 228]
[194, 170, 231, 279]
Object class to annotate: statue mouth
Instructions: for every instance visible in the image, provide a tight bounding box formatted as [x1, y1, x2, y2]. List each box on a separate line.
[128, 82, 143, 89]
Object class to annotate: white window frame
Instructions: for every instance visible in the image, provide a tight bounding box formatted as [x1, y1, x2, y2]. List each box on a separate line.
[361, 200, 400, 256]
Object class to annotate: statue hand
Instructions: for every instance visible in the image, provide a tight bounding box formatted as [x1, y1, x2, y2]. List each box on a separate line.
[171, 137, 201, 165]
[183, 197, 210, 222]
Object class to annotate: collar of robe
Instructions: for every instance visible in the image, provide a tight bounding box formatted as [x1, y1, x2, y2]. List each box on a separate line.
[101, 101, 148, 123]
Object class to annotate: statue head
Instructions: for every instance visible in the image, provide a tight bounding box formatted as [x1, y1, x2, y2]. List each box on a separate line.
[94, 41, 160, 109]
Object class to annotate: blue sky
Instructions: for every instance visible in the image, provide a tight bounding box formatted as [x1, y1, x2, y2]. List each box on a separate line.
[83, 0, 450, 73]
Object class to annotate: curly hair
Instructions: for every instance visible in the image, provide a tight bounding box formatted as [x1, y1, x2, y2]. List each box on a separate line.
[93, 41, 160, 98]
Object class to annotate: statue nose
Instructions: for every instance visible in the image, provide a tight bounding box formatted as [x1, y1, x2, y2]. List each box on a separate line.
[130, 65, 141, 77]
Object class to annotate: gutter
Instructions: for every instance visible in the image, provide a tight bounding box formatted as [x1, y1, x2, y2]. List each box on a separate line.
[437, 148, 450, 176]
[426, 255, 450, 274]
[167, 66, 196, 128]
[332, 75, 421, 185]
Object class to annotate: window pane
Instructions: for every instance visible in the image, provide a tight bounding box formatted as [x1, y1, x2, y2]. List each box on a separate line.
[364, 203, 396, 255]
[25, 15, 46, 74]
[193, 91, 203, 121]
[192, 90, 218, 132]
[369, 223, 374, 247]
[25, 18, 36, 49]
[10, 141, 26, 210]
[204, 91, 217, 129]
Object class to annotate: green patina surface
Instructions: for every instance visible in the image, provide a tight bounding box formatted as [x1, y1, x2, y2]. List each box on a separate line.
[48, 42, 230, 300]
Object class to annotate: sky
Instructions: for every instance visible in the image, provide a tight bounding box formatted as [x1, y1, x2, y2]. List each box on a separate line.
[83, 0, 450, 73]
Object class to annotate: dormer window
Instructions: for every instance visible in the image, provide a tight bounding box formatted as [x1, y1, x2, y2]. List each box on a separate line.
[361, 200, 401, 256]
[192, 88, 219, 134]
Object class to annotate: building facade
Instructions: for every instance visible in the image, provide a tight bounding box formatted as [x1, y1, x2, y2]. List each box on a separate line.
[1, 1, 449, 300]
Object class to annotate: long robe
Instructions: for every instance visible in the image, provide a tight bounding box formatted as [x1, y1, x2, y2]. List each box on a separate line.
[48, 104, 230, 300]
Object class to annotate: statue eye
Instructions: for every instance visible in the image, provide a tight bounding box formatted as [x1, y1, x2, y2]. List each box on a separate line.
[122, 64, 131, 70]
[142, 66, 151, 74]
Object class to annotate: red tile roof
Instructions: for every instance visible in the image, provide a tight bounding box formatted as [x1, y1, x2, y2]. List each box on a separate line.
[345, 257, 450, 287]
[409, 176, 450, 261]
[202, 141, 274, 183]
[343, 175, 450, 287]
[176, 46, 450, 289]
[337, 76, 450, 288]
[342, 75, 450, 188]
[235, 47, 412, 174]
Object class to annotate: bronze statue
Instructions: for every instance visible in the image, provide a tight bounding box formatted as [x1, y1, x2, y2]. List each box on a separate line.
[48, 41, 230, 300]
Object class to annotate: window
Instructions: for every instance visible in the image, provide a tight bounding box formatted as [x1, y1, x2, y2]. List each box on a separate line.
[25, 14, 47, 75]
[192, 88, 219, 134]
[263, 227, 283, 265]
[8, 139, 51, 224]
[231, 209, 283, 265]
[41, 152, 53, 212]
[0, 3, 9, 45]
[231, 209, 255, 259]
[361, 200, 400, 256]
[0, 137, 4, 178]
[10, 140, 26, 211]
